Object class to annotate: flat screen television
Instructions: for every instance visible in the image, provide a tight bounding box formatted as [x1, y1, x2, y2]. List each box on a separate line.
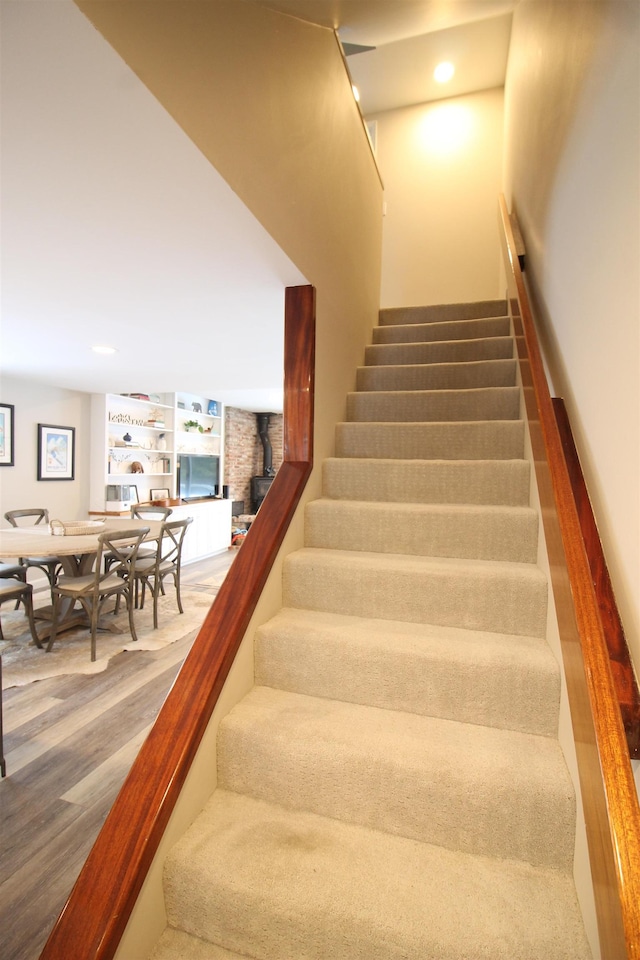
[178, 454, 220, 500]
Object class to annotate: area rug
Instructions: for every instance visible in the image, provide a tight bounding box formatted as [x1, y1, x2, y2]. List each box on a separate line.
[0, 589, 214, 688]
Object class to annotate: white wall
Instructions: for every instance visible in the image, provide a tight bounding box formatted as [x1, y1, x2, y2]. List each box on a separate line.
[0, 376, 91, 525]
[372, 86, 505, 308]
[503, 0, 640, 671]
[76, 0, 383, 477]
[70, 5, 383, 955]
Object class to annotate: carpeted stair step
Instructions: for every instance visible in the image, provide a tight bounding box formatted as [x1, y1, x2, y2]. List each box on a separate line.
[217, 686, 574, 868]
[160, 790, 590, 960]
[365, 335, 514, 367]
[322, 457, 531, 506]
[304, 499, 538, 562]
[372, 315, 510, 344]
[335, 419, 524, 460]
[379, 298, 507, 325]
[356, 357, 518, 391]
[255, 607, 559, 737]
[283, 547, 547, 637]
[346, 386, 521, 422]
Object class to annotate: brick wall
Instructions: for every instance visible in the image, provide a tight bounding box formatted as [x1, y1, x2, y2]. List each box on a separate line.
[224, 408, 283, 512]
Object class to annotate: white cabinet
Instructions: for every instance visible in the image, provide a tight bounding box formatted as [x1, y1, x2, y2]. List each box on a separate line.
[172, 500, 232, 563]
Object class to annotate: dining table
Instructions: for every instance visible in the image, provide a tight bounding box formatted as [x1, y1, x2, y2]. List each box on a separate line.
[0, 518, 162, 641]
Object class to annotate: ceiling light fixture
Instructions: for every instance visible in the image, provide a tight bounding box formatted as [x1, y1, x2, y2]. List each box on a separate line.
[434, 61, 455, 83]
[352, 84, 360, 103]
[91, 344, 117, 355]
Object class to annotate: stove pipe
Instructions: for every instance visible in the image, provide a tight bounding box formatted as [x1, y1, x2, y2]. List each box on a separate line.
[257, 413, 275, 477]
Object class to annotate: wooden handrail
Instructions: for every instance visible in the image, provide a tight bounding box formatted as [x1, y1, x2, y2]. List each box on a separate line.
[39, 284, 316, 960]
[499, 196, 640, 959]
[552, 397, 640, 759]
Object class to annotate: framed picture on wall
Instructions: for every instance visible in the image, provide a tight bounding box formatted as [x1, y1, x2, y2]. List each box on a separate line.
[37, 423, 75, 481]
[0, 403, 15, 466]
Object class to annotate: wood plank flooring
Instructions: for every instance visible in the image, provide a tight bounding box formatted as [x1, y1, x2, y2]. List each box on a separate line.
[0, 550, 236, 960]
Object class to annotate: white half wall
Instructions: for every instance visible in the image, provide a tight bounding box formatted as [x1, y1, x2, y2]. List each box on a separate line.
[372, 86, 505, 308]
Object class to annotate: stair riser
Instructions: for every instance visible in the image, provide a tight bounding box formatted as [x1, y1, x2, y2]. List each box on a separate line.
[379, 299, 508, 326]
[304, 501, 538, 563]
[365, 336, 514, 366]
[217, 689, 574, 870]
[346, 388, 521, 423]
[322, 458, 532, 506]
[356, 359, 518, 392]
[336, 421, 525, 460]
[149, 929, 247, 959]
[373, 316, 510, 344]
[283, 552, 548, 637]
[255, 612, 560, 737]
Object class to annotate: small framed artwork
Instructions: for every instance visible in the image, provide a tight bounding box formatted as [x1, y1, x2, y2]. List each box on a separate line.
[150, 487, 170, 500]
[37, 423, 75, 481]
[0, 403, 15, 466]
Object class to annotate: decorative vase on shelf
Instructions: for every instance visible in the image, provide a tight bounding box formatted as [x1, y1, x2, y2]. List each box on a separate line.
[157, 433, 167, 451]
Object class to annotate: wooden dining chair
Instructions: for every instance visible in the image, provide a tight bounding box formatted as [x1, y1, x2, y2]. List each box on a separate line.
[0, 577, 42, 780]
[104, 505, 173, 576]
[47, 526, 150, 662]
[4, 508, 62, 595]
[0, 577, 41, 646]
[131, 505, 173, 521]
[132, 517, 193, 629]
[0, 563, 28, 610]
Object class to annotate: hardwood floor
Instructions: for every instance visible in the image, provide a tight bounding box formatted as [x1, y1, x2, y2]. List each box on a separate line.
[0, 550, 236, 960]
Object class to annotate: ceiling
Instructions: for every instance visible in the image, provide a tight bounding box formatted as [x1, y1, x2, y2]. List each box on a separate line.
[0, 0, 515, 412]
[256, 0, 515, 115]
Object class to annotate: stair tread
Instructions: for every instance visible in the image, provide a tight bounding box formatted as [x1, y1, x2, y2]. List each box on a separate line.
[379, 299, 508, 325]
[218, 686, 574, 868]
[260, 604, 554, 652]
[365, 336, 515, 366]
[348, 386, 521, 397]
[308, 497, 536, 517]
[372, 315, 510, 343]
[286, 545, 545, 576]
[357, 359, 518, 390]
[163, 789, 590, 960]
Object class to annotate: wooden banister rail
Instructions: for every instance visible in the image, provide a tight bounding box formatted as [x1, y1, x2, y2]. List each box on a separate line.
[498, 196, 640, 959]
[552, 397, 640, 759]
[39, 284, 316, 960]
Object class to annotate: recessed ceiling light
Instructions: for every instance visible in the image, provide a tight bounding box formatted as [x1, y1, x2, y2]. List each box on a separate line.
[352, 84, 360, 102]
[434, 61, 455, 83]
[91, 344, 117, 355]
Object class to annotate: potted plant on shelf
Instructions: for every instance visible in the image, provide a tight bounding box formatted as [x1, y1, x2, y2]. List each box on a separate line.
[184, 419, 203, 433]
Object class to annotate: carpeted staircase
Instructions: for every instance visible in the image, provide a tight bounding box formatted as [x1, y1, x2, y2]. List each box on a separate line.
[149, 300, 592, 959]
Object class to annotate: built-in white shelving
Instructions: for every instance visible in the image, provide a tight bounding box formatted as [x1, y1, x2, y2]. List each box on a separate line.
[89, 391, 223, 510]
